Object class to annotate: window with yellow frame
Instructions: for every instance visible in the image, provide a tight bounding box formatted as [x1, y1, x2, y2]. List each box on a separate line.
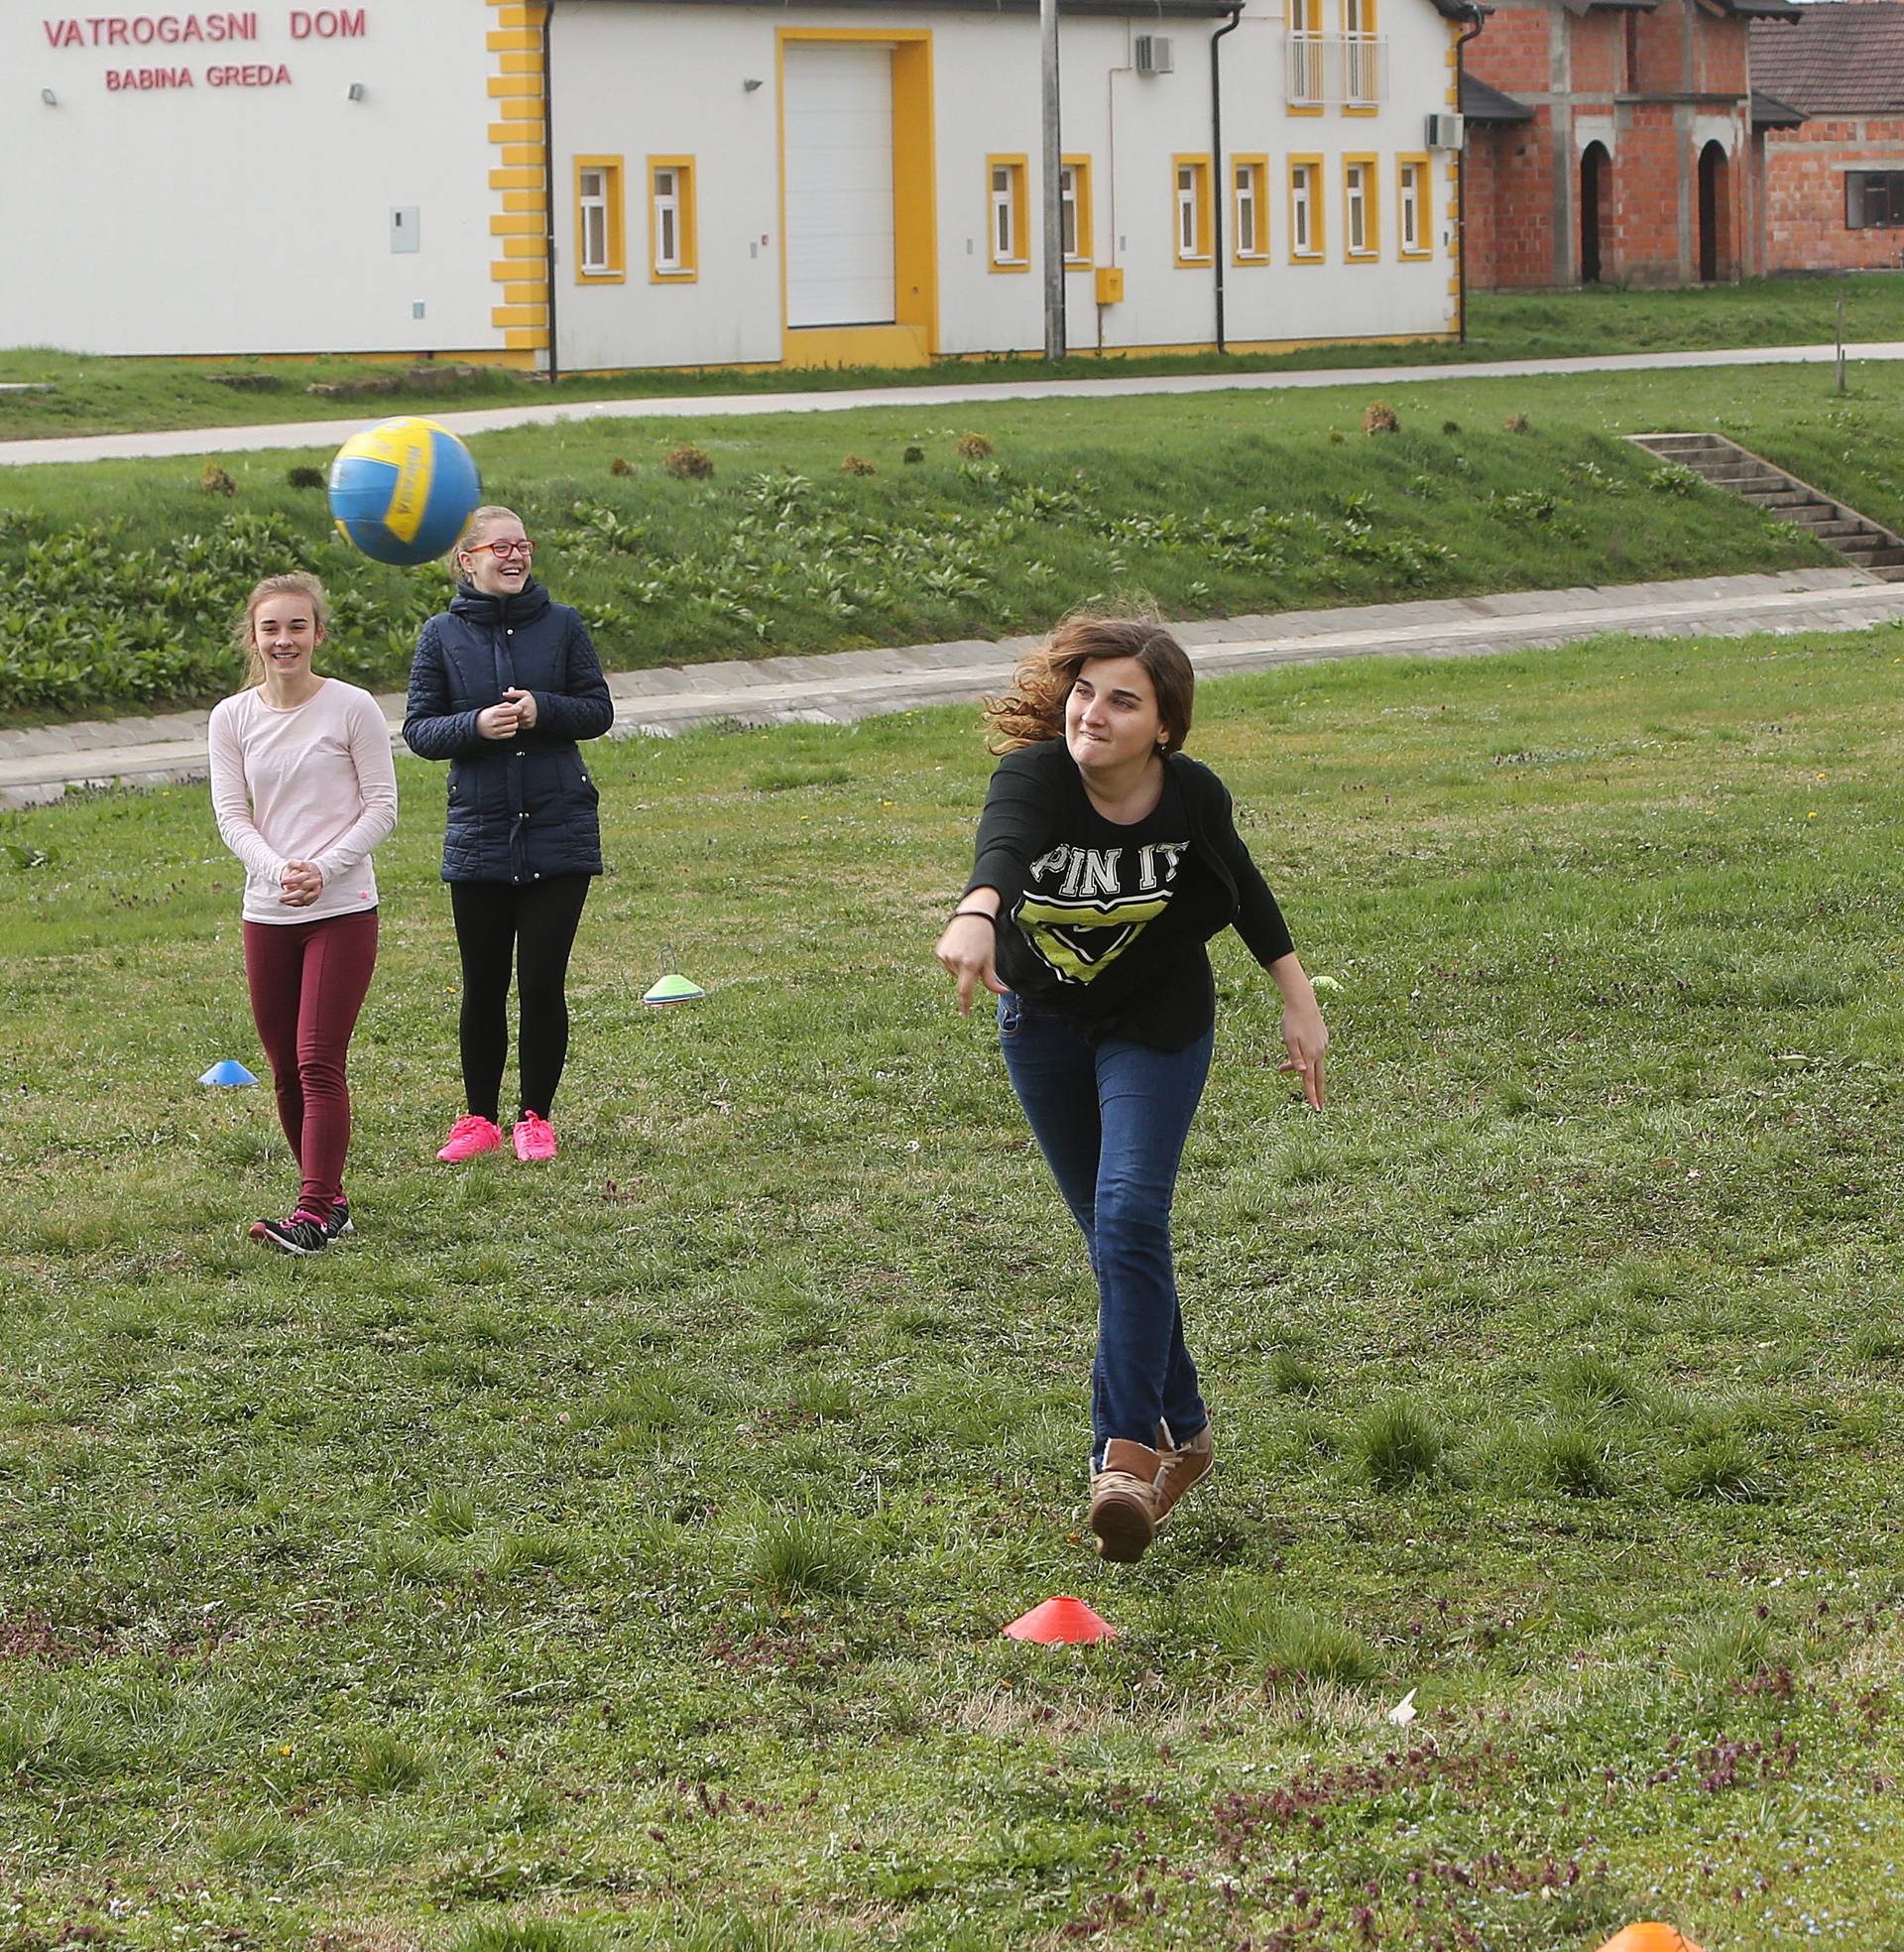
[1060, 156, 1094, 267]
[1343, 155, 1378, 258]
[1288, 157, 1323, 261]
[1397, 154, 1432, 257]
[648, 157, 696, 282]
[1287, 0, 1325, 112]
[1173, 155, 1213, 265]
[1343, 0, 1379, 109]
[574, 157, 625, 283]
[1232, 155, 1269, 262]
[988, 156, 1028, 271]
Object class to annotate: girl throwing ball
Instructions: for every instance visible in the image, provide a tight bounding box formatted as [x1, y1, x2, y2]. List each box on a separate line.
[209, 573, 399, 1255]
[936, 615, 1326, 1563]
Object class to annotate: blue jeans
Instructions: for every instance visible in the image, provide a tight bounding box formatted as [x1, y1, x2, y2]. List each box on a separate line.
[999, 992, 1214, 1472]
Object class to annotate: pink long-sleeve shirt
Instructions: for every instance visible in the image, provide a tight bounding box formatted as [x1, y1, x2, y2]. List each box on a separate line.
[208, 678, 399, 924]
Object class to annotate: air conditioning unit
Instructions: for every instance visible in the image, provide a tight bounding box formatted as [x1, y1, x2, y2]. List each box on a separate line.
[1135, 34, 1173, 74]
[1425, 111, 1465, 149]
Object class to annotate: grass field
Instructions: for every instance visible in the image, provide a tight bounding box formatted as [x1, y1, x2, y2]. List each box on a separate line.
[5, 624, 1904, 1950]
[3, 273, 1902, 442]
[8, 361, 1904, 721]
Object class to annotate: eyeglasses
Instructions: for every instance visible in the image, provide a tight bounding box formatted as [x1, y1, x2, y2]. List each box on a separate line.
[467, 539, 535, 558]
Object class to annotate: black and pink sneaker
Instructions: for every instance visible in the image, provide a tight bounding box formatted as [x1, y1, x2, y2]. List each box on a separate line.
[325, 1199, 354, 1242]
[249, 1211, 329, 1257]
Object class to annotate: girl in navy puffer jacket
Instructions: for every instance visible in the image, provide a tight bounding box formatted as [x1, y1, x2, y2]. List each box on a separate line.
[405, 506, 614, 1164]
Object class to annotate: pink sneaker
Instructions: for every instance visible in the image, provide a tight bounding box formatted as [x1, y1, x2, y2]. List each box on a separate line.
[436, 1114, 502, 1162]
[513, 1112, 557, 1162]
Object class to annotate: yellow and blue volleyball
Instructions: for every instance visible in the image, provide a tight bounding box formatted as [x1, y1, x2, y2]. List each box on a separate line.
[327, 417, 481, 566]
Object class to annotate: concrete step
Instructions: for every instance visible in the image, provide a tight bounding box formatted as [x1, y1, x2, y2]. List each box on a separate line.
[1702, 465, 1787, 487]
[1777, 506, 1847, 527]
[1811, 521, 1870, 539]
[1873, 566, 1904, 582]
[1634, 432, 1728, 452]
[1745, 490, 1826, 511]
[1842, 545, 1904, 567]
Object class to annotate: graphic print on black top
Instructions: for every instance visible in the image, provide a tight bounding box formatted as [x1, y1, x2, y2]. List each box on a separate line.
[1014, 837, 1191, 985]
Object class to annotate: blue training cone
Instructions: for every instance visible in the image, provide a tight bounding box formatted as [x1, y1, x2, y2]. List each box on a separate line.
[199, 1059, 258, 1086]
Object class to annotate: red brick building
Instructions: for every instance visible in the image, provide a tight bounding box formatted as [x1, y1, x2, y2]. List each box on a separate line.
[1462, 0, 1801, 289]
[1752, 5, 1904, 271]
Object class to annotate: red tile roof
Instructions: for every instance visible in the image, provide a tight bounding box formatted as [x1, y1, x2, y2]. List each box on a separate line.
[1750, 4, 1904, 115]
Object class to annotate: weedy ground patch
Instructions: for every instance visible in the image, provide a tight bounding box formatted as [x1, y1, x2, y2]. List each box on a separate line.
[4, 627, 1904, 1948]
[4, 363, 1901, 717]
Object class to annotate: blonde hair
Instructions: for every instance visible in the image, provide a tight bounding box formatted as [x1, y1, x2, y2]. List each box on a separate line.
[450, 504, 524, 566]
[233, 572, 329, 689]
[983, 612, 1195, 756]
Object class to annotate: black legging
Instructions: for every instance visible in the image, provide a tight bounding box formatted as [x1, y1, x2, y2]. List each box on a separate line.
[449, 875, 591, 1122]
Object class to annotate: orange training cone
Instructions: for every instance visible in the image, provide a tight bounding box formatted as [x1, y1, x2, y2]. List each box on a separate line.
[1003, 1596, 1116, 1645]
[1596, 1927, 1705, 1952]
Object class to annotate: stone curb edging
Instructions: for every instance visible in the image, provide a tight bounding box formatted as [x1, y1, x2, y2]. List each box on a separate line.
[4, 567, 1900, 810]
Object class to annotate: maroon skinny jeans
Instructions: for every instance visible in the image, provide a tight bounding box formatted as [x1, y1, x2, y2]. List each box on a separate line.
[242, 910, 379, 1222]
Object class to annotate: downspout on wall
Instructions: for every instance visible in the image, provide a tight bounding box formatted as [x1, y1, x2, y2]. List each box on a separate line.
[1454, 9, 1486, 343]
[542, 2, 560, 383]
[1210, 6, 1244, 351]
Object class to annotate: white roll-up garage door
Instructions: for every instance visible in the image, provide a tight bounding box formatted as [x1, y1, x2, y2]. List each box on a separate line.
[783, 42, 895, 329]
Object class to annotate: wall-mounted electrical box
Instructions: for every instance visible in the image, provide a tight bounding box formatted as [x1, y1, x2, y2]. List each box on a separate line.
[1095, 265, 1125, 305]
[391, 206, 420, 253]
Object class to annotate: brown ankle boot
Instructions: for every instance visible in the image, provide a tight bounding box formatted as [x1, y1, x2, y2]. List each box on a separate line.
[1090, 1438, 1164, 1564]
[1153, 1421, 1214, 1525]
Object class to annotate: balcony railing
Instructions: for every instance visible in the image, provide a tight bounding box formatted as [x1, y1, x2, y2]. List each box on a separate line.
[1285, 33, 1388, 107]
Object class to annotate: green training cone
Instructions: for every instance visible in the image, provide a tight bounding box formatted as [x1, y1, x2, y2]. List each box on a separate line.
[642, 972, 706, 1006]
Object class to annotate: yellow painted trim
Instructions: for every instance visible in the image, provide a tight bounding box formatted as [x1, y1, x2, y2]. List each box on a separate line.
[1342, 105, 1378, 118]
[491, 305, 547, 326]
[987, 153, 1030, 272]
[783, 323, 932, 369]
[1396, 151, 1432, 259]
[500, 282, 546, 305]
[488, 74, 541, 99]
[1343, 152, 1379, 259]
[574, 154, 627, 284]
[501, 189, 545, 213]
[1230, 153, 1269, 264]
[1288, 155, 1325, 262]
[501, 143, 544, 166]
[1285, 105, 1325, 118]
[497, 98, 541, 121]
[504, 328, 551, 350]
[487, 29, 537, 49]
[775, 29, 938, 366]
[1171, 153, 1214, 268]
[494, 4, 545, 22]
[501, 235, 548, 260]
[490, 168, 544, 190]
[491, 212, 543, 237]
[647, 154, 698, 283]
[1062, 153, 1094, 268]
[488, 123, 521, 145]
[499, 51, 544, 73]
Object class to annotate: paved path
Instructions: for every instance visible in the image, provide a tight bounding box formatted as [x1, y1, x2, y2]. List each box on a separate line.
[5, 566, 1900, 811]
[4, 342, 1902, 468]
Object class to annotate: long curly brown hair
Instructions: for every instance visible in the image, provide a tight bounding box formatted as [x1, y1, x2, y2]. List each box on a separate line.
[984, 612, 1195, 755]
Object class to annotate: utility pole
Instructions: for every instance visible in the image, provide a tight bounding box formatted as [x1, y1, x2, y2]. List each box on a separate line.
[1040, 0, 1066, 360]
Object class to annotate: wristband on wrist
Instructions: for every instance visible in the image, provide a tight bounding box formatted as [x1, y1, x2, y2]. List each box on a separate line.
[951, 908, 998, 925]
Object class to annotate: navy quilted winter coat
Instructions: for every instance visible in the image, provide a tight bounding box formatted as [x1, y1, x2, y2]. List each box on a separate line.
[403, 580, 615, 884]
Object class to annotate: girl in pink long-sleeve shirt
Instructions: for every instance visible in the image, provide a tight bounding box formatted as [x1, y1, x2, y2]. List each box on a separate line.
[208, 572, 398, 1256]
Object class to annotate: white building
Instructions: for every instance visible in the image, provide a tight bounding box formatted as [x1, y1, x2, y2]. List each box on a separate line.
[7, 0, 1476, 370]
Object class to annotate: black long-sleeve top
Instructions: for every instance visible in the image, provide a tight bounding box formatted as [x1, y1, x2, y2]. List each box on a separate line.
[965, 739, 1295, 1049]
